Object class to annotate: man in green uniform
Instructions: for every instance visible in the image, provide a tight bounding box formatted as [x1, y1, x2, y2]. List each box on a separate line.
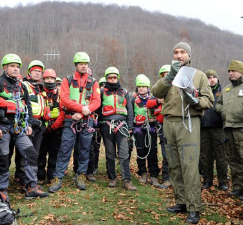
[215, 60, 243, 201]
[151, 42, 214, 224]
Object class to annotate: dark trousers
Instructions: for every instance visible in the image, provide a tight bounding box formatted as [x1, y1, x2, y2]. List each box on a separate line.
[100, 122, 131, 180]
[29, 125, 45, 157]
[200, 127, 228, 184]
[73, 129, 101, 174]
[9, 140, 25, 185]
[54, 119, 93, 179]
[38, 129, 63, 181]
[158, 124, 169, 181]
[0, 124, 38, 189]
[134, 126, 160, 177]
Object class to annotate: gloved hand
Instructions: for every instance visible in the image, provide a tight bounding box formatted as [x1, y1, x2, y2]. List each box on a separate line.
[165, 61, 181, 83]
[184, 91, 199, 106]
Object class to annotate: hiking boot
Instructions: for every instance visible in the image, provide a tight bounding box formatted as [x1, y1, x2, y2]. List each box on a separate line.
[76, 174, 86, 190]
[86, 174, 96, 182]
[202, 182, 213, 189]
[0, 189, 9, 202]
[108, 179, 117, 188]
[219, 183, 228, 191]
[139, 173, 148, 184]
[185, 211, 199, 224]
[122, 180, 137, 191]
[158, 180, 172, 189]
[48, 177, 62, 193]
[150, 177, 160, 188]
[25, 187, 50, 199]
[229, 189, 243, 196]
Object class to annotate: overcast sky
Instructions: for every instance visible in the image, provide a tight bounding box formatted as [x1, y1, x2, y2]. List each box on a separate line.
[3, 0, 243, 36]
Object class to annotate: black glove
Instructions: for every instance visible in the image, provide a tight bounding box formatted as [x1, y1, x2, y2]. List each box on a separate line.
[184, 91, 199, 106]
[165, 61, 181, 83]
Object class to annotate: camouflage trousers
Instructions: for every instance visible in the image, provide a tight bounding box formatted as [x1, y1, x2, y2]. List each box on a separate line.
[163, 117, 202, 212]
[224, 128, 243, 191]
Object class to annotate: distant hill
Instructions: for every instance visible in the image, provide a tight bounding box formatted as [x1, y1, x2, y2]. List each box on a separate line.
[0, 1, 242, 90]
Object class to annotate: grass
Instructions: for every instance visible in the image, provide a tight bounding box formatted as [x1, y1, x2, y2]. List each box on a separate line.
[8, 145, 242, 224]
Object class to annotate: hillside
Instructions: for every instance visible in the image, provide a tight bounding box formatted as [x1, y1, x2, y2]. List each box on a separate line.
[0, 1, 242, 89]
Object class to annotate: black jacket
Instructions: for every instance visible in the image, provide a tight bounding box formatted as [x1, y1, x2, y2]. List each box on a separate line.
[201, 82, 223, 128]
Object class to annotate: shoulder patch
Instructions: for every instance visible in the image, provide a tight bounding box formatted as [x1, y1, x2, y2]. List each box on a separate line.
[225, 87, 230, 92]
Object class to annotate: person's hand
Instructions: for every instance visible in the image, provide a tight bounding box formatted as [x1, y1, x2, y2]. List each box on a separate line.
[72, 113, 83, 121]
[166, 61, 181, 83]
[0, 130, 3, 138]
[26, 126, 32, 136]
[157, 98, 164, 104]
[184, 91, 199, 106]
[82, 106, 91, 116]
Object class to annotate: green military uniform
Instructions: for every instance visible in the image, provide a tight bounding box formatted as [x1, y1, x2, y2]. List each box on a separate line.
[215, 61, 243, 193]
[152, 68, 214, 212]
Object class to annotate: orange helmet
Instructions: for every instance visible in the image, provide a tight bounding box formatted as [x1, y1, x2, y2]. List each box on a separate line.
[43, 69, 57, 79]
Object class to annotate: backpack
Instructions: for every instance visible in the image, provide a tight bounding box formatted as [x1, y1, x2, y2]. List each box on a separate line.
[0, 193, 17, 225]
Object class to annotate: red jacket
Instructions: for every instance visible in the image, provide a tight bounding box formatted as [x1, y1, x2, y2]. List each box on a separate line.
[60, 71, 101, 117]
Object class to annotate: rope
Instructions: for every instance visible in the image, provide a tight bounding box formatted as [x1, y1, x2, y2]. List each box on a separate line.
[136, 121, 152, 160]
[13, 91, 29, 134]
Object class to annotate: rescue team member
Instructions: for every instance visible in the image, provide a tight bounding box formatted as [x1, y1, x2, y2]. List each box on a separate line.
[37, 69, 65, 184]
[0, 54, 49, 200]
[152, 42, 214, 224]
[156, 64, 172, 189]
[23, 60, 46, 157]
[131, 74, 160, 188]
[99, 67, 136, 191]
[55, 77, 62, 91]
[200, 69, 228, 191]
[48, 52, 100, 192]
[215, 60, 243, 201]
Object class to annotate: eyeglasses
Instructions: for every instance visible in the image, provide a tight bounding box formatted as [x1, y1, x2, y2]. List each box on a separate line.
[107, 76, 118, 80]
[32, 70, 42, 73]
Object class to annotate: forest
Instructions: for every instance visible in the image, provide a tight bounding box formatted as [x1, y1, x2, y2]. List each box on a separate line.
[0, 1, 242, 90]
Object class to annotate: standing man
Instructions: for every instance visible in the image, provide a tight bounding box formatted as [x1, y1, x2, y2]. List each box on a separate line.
[99, 67, 136, 191]
[38, 69, 65, 184]
[151, 42, 214, 224]
[23, 60, 46, 158]
[0, 54, 49, 199]
[200, 69, 228, 191]
[48, 52, 100, 192]
[215, 60, 243, 200]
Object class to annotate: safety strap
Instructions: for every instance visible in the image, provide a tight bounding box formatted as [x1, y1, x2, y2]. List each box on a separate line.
[180, 89, 193, 132]
[104, 120, 130, 138]
[70, 116, 95, 134]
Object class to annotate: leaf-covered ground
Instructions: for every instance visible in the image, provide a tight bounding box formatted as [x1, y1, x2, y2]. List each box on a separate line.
[8, 147, 243, 224]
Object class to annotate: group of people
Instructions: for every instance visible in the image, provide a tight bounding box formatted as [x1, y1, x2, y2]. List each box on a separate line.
[0, 41, 242, 224]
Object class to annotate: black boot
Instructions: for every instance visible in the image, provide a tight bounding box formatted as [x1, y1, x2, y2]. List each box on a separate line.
[167, 204, 187, 213]
[202, 182, 212, 189]
[186, 211, 199, 224]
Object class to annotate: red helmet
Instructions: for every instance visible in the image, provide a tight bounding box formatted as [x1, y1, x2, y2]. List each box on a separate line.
[43, 69, 57, 79]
